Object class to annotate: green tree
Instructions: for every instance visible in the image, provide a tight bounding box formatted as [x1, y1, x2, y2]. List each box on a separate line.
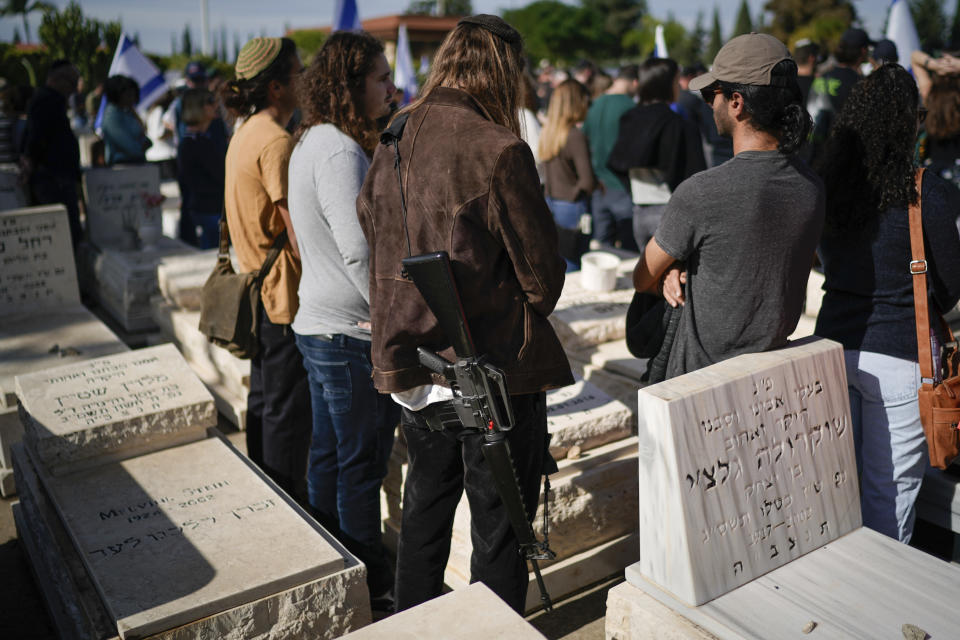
[503, 0, 592, 64]
[0, 0, 54, 44]
[677, 10, 707, 65]
[734, 0, 754, 36]
[406, 0, 473, 15]
[12, 25, 21, 43]
[763, 0, 856, 48]
[182, 24, 193, 57]
[911, 0, 947, 52]
[288, 29, 327, 64]
[37, 2, 120, 84]
[707, 6, 723, 62]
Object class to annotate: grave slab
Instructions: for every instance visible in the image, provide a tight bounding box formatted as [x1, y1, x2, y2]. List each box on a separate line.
[151, 298, 250, 398]
[0, 307, 128, 410]
[82, 164, 161, 250]
[14, 440, 371, 639]
[341, 582, 546, 639]
[156, 249, 219, 311]
[613, 527, 960, 639]
[569, 338, 649, 383]
[0, 204, 80, 313]
[39, 437, 347, 639]
[547, 376, 634, 460]
[550, 269, 635, 351]
[78, 238, 194, 332]
[635, 337, 859, 606]
[447, 437, 639, 571]
[12, 444, 121, 639]
[16, 343, 215, 475]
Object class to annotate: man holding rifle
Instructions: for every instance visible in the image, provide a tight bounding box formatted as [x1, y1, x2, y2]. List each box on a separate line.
[357, 15, 573, 614]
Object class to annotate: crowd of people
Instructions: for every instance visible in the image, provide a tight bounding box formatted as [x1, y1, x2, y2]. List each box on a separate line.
[3, 16, 960, 617]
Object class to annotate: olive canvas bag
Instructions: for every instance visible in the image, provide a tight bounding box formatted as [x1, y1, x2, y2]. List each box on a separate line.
[198, 215, 287, 359]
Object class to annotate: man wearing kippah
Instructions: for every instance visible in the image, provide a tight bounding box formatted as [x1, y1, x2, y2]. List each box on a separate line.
[632, 33, 825, 378]
[222, 37, 312, 501]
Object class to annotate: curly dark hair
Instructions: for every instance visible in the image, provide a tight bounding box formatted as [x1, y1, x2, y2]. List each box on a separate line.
[295, 31, 384, 154]
[716, 59, 810, 155]
[222, 38, 297, 118]
[815, 63, 919, 234]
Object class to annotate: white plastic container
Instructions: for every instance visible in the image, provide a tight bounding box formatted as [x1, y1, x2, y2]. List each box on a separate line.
[580, 251, 620, 292]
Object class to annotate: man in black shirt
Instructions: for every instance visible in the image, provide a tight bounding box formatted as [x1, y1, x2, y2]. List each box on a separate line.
[808, 28, 871, 164]
[23, 60, 82, 245]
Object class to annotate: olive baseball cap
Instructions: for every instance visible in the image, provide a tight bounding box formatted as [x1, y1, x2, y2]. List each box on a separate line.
[690, 33, 792, 91]
[235, 37, 283, 81]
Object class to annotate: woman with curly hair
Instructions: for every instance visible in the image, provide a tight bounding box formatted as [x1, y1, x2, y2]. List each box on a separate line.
[286, 30, 399, 613]
[814, 63, 960, 543]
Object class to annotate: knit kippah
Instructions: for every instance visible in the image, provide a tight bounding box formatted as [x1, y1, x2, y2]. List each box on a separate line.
[235, 37, 283, 81]
[457, 14, 522, 49]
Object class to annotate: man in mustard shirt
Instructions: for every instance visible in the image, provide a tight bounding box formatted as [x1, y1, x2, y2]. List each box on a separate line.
[223, 37, 310, 500]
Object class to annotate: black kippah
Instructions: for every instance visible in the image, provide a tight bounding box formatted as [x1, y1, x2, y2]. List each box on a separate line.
[457, 14, 523, 48]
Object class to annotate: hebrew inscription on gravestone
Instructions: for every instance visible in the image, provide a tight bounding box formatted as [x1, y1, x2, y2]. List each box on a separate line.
[16, 343, 215, 474]
[0, 205, 79, 313]
[632, 337, 860, 605]
[82, 164, 161, 250]
[44, 437, 345, 639]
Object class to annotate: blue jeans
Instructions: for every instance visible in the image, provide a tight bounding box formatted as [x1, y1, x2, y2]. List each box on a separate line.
[844, 349, 928, 542]
[632, 203, 667, 250]
[545, 195, 587, 271]
[294, 332, 399, 596]
[591, 187, 637, 251]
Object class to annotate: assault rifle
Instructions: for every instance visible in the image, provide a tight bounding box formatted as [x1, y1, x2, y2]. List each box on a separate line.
[401, 251, 557, 611]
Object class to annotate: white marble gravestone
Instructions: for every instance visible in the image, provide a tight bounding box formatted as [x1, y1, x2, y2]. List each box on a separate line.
[632, 337, 860, 606]
[156, 248, 219, 311]
[35, 437, 349, 639]
[82, 164, 161, 250]
[0, 163, 27, 210]
[16, 343, 215, 475]
[0, 204, 80, 313]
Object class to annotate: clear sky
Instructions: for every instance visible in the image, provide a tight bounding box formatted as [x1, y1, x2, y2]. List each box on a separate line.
[0, 0, 889, 57]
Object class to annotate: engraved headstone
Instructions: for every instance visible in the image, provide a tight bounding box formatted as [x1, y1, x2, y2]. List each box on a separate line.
[156, 248, 219, 311]
[82, 164, 161, 250]
[38, 437, 347, 639]
[16, 343, 215, 475]
[0, 163, 27, 209]
[0, 204, 80, 314]
[632, 337, 859, 605]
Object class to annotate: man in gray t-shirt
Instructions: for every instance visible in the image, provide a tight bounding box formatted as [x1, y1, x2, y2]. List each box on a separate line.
[633, 33, 825, 378]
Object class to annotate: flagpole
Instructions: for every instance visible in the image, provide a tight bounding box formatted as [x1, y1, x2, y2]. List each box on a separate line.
[201, 0, 210, 56]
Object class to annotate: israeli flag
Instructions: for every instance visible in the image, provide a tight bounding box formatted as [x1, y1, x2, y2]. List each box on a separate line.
[333, 0, 361, 32]
[654, 24, 669, 59]
[94, 33, 168, 130]
[395, 24, 418, 104]
[886, 0, 920, 68]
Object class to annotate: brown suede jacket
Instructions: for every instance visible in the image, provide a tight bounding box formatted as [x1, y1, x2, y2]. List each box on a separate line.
[357, 87, 574, 395]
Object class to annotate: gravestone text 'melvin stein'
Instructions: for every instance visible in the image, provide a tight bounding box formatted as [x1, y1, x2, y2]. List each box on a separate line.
[633, 337, 860, 606]
[0, 205, 80, 313]
[43, 437, 346, 639]
[16, 343, 215, 475]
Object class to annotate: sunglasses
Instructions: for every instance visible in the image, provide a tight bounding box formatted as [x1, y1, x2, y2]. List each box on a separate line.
[700, 86, 723, 105]
[918, 107, 928, 123]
